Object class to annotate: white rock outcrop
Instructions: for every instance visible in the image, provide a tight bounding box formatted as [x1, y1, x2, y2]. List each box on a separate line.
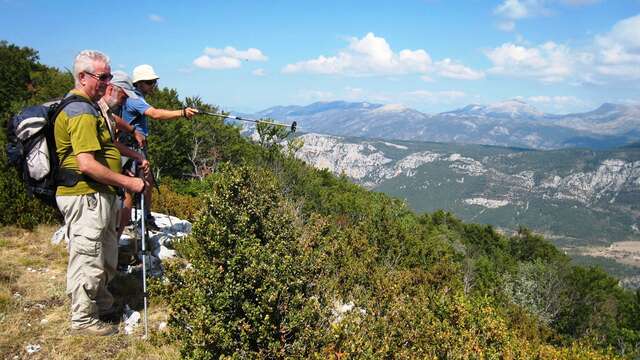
[464, 198, 510, 208]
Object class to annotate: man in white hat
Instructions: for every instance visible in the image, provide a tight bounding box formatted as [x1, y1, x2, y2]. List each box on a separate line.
[122, 64, 198, 229]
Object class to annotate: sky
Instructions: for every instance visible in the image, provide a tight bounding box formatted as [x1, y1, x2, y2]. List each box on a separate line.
[1, 0, 639, 114]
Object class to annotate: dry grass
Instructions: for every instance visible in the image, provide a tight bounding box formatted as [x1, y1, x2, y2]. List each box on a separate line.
[0, 225, 180, 360]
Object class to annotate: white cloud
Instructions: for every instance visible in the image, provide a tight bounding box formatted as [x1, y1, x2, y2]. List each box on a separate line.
[282, 55, 349, 75]
[283, 32, 482, 82]
[252, 68, 266, 76]
[193, 55, 241, 69]
[493, 0, 599, 31]
[486, 15, 640, 84]
[282, 32, 433, 76]
[204, 47, 268, 61]
[495, 0, 534, 20]
[583, 14, 640, 80]
[148, 14, 164, 22]
[493, 0, 548, 32]
[485, 41, 576, 82]
[194, 46, 268, 70]
[435, 59, 485, 80]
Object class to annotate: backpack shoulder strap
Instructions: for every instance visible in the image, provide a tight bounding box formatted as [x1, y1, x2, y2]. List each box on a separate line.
[48, 94, 96, 122]
[46, 95, 98, 179]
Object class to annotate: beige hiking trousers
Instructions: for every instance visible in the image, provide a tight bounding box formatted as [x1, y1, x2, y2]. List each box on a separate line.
[56, 192, 118, 329]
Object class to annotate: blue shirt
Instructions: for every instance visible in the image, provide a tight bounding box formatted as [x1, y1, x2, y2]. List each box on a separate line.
[122, 89, 151, 136]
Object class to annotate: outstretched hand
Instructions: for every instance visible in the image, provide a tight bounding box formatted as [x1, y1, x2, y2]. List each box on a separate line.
[184, 107, 199, 118]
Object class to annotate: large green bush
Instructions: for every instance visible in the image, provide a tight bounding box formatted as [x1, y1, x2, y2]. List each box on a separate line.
[156, 165, 325, 359]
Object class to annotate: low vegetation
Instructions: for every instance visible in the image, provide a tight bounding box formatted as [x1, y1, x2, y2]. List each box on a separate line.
[0, 226, 179, 359]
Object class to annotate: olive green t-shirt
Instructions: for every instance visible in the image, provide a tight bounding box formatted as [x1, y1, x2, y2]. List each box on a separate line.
[54, 90, 122, 196]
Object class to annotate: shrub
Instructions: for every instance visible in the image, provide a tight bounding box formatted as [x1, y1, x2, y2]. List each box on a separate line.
[151, 184, 204, 223]
[0, 164, 60, 229]
[155, 165, 324, 359]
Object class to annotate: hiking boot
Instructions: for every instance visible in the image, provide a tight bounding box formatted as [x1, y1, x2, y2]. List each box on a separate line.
[145, 215, 160, 232]
[99, 312, 121, 324]
[99, 306, 122, 324]
[70, 321, 118, 336]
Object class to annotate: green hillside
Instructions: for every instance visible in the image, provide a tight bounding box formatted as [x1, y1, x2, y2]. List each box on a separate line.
[2, 41, 639, 359]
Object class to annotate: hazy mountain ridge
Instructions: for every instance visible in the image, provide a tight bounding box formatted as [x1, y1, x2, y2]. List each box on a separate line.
[255, 100, 640, 150]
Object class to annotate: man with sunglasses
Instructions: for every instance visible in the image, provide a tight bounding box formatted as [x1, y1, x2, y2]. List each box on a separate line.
[55, 50, 147, 336]
[121, 64, 198, 230]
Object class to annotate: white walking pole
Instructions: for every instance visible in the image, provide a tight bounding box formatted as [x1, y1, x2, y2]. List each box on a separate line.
[135, 148, 149, 338]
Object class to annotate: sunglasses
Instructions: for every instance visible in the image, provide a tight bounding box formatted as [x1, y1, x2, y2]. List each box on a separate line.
[141, 79, 157, 86]
[84, 71, 113, 82]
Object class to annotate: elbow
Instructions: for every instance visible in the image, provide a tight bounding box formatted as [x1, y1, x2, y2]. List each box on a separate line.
[145, 108, 160, 119]
[76, 154, 93, 174]
[77, 161, 90, 174]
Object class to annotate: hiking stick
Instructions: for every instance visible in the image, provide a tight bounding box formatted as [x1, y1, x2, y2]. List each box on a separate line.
[136, 148, 149, 338]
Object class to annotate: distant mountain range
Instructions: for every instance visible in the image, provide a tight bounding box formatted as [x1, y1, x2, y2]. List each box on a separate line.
[252, 99, 640, 150]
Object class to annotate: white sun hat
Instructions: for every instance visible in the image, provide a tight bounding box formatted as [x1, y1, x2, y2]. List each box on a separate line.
[132, 64, 160, 84]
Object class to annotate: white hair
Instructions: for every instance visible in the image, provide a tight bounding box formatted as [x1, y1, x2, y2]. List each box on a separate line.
[73, 50, 110, 86]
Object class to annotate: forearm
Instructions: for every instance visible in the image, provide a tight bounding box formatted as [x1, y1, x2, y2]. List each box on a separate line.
[114, 143, 142, 161]
[145, 107, 183, 120]
[77, 153, 138, 190]
[113, 113, 136, 133]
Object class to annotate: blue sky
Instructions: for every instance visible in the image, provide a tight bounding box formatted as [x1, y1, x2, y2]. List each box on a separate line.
[1, 0, 639, 114]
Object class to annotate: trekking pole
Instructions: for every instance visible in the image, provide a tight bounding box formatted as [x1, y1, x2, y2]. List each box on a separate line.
[136, 147, 149, 338]
[141, 146, 161, 195]
[196, 110, 298, 133]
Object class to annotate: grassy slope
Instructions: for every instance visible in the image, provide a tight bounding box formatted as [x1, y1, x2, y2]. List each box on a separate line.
[0, 226, 179, 360]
